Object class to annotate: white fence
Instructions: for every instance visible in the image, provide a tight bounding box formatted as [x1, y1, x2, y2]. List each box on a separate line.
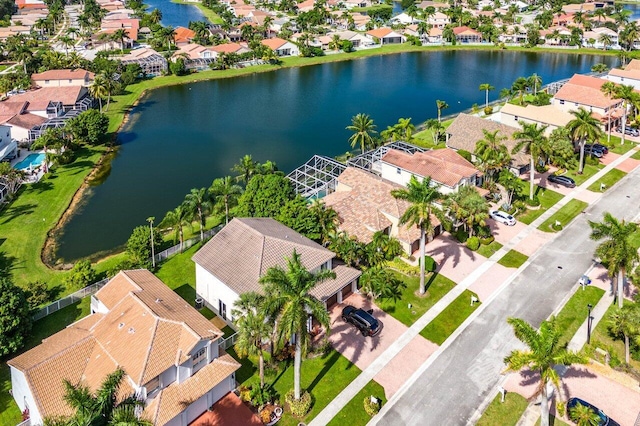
[218, 332, 239, 351]
[32, 225, 224, 322]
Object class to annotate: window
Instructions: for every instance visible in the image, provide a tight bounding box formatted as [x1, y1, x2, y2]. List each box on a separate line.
[44, 80, 49, 84]
[396, 167, 401, 174]
[559, 100, 565, 105]
[192, 347, 207, 368]
[514, 116, 518, 121]
[145, 376, 160, 394]
[68, 79, 72, 83]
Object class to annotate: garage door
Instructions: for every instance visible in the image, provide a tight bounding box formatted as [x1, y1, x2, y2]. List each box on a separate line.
[341, 284, 352, 300]
[325, 293, 338, 308]
[186, 394, 208, 424]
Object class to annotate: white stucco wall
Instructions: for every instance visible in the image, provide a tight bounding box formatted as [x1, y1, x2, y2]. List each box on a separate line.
[603, 75, 640, 90]
[9, 125, 29, 142]
[10, 366, 42, 426]
[195, 263, 240, 322]
[379, 161, 457, 194]
[162, 376, 236, 426]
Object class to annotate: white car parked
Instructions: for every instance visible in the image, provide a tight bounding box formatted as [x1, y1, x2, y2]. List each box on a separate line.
[490, 210, 516, 226]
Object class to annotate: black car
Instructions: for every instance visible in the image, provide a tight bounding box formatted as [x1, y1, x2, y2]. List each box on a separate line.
[547, 174, 576, 188]
[342, 305, 382, 337]
[567, 397, 620, 426]
[585, 144, 608, 156]
[591, 143, 609, 154]
[584, 145, 604, 158]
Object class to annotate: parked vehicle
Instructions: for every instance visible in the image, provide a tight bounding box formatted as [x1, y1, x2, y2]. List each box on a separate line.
[616, 126, 639, 137]
[567, 397, 620, 426]
[584, 145, 604, 158]
[342, 305, 382, 337]
[591, 143, 609, 154]
[489, 210, 516, 226]
[547, 174, 576, 188]
[585, 144, 607, 156]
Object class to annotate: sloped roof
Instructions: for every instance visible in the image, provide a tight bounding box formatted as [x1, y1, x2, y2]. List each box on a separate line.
[500, 103, 573, 128]
[608, 66, 640, 81]
[381, 148, 478, 188]
[174, 26, 195, 43]
[31, 68, 95, 82]
[261, 37, 289, 49]
[192, 218, 335, 296]
[446, 113, 530, 167]
[7, 86, 86, 110]
[554, 74, 621, 109]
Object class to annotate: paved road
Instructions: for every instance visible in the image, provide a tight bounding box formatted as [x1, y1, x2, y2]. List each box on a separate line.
[373, 166, 640, 426]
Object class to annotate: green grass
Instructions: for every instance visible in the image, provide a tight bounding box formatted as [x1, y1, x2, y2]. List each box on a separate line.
[419, 290, 480, 345]
[377, 270, 457, 327]
[171, 0, 224, 24]
[554, 286, 605, 347]
[476, 240, 503, 259]
[412, 119, 453, 149]
[631, 149, 640, 160]
[538, 199, 589, 233]
[229, 348, 378, 426]
[327, 380, 387, 426]
[534, 414, 571, 426]
[516, 185, 563, 225]
[497, 250, 528, 269]
[587, 168, 626, 192]
[477, 392, 528, 426]
[603, 134, 636, 155]
[562, 163, 605, 186]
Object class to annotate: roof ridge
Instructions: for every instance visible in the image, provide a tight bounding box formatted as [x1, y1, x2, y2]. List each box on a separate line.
[139, 317, 159, 384]
[16, 331, 93, 372]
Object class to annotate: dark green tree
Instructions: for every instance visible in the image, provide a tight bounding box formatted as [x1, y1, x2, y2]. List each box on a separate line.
[0, 278, 32, 356]
[65, 110, 109, 145]
[126, 225, 163, 268]
[236, 173, 295, 218]
[64, 260, 97, 290]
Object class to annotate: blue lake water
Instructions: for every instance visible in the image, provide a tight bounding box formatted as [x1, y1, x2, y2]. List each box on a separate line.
[624, 3, 640, 21]
[56, 50, 617, 260]
[145, 0, 205, 28]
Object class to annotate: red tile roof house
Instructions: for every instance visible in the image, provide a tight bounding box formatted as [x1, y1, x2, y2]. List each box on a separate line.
[604, 59, 640, 90]
[452, 26, 483, 43]
[379, 148, 487, 196]
[173, 26, 196, 46]
[31, 69, 95, 88]
[8, 270, 241, 426]
[365, 27, 406, 45]
[260, 37, 299, 56]
[323, 167, 441, 255]
[192, 218, 361, 320]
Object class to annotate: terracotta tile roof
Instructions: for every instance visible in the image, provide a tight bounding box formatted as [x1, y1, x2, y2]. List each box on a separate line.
[174, 26, 195, 43]
[554, 74, 621, 109]
[446, 113, 530, 167]
[192, 218, 335, 296]
[366, 27, 393, 38]
[31, 69, 95, 82]
[145, 352, 240, 426]
[6, 112, 47, 129]
[261, 37, 288, 49]
[608, 67, 640, 81]
[210, 42, 247, 53]
[7, 86, 86, 110]
[310, 264, 361, 302]
[453, 26, 481, 36]
[381, 148, 479, 188]
[624, 59, 640, 71]
[500, 103, 573, 128]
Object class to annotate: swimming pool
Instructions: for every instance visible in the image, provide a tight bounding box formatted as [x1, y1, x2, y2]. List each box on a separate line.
[14, 153, 45, 170]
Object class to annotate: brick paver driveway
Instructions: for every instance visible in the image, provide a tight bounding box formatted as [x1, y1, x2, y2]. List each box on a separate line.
[328, 294, 437, 398]
[487, 217, 527, 246]
[424, 233, 486, 284]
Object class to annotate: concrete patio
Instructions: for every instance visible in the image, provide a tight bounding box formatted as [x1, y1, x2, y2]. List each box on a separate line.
[423, 233, 487, 284]
[188, 393, 262, 426]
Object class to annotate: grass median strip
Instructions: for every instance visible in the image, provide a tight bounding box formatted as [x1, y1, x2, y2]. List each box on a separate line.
[538, 199, 589, 233]
[327, 380, 387, 426]
[587, 168, 626, 192]
[477, 240, 503, 259]
[555, 286, 605, 347]
[477, 392, 528, 426]
[563, 163, 604, 186]
[497, 250, 528, 269]
[419, 290, 480, 345]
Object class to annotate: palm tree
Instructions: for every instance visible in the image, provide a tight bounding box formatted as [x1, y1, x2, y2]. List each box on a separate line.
[149, 8, 163, 24]
[504, 317, 587, 426]
[89, 75, 108, 112]
[569, 402, 602, 426]
[614, 84, 637, 145]
[513, 122, 548, 201]
[478, 83, 494, 109]
[436, 99, 449, 123]
[528, 73, 542, 95]
[608, 305, 639, 364]
[601, 82, 617, 145]
[232, 154, 259, 183]
[443, 185, 489, 238]
[112, 28, 128, 52]
[58, 35, 74, 56]
[346, 113, 377, 154]
[210, 176, 243, 224]
[474, 129, 510, 180]
[394, 117, 415, 141]
[566, 108, 603, 174]
[184, 187, 211, 240]
[309, 199, 338, 245]
[589, 212, 638, 308]
[233, 292, 272, 389]
[260, 250, 336, 400]
[159, 204, 192, 251]
[391, 176, 443, 295]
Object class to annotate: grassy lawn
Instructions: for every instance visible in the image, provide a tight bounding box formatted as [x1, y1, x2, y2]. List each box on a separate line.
[562, 163, 604, 186]
[586, 168, 626, 192]
[377, 270, 457, 327]
[412, 119, 453, 149]
[603, 134, 636, 155]
[477, 240, 503, 259]
[554, 286, 605, 347]
[229, 347, 376, 426]
[171, 0, 225, 24]
[497, 250, 528, 269]
[631, 149, 640, 160]
[327, 380, 387, 426]
[538, 199, 589, 233]
[419, 290, 480, 345]
[477, 392, 528, 426]
[516, 185, 563, 225]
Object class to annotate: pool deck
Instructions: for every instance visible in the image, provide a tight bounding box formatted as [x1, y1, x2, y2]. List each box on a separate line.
[10, 149, 46, 183]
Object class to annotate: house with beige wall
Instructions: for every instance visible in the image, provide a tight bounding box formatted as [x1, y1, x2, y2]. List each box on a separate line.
[499, 103, 574, 135]
[31, 69, 94, 88]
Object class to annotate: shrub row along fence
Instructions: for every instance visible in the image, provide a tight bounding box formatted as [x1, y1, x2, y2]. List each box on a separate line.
[32, 225, 224, 321]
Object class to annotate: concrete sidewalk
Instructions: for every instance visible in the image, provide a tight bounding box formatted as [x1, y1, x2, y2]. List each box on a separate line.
[309, 146, 640, 426]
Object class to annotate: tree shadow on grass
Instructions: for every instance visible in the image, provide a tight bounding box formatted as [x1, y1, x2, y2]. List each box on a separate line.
[0, 248, 16, 278]
[1, 203, 37, 225]
[307, 349, 341, 393]
[29, 181, 53, 194]
[174, 283, 196, 305]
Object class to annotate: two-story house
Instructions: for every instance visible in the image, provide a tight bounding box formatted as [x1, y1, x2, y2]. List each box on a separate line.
[192, 218, 361, 320]
[31, 69, 95, 88]
[8, 270, 239, 426]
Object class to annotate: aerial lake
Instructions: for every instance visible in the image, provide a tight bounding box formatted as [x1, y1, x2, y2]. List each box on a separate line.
[145, 0, 205, 28]
[56, 50, 617, 260]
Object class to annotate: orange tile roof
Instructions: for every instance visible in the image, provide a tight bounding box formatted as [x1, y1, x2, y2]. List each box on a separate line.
[6, 86, 85, 110]
[554, 74, 621, 109]
[381, 148, 479, 188]
[31, 68, 95, 82]
[174, 26, 195, 43]
[366, 27, 393, 38]
[261, 37, 288, 49]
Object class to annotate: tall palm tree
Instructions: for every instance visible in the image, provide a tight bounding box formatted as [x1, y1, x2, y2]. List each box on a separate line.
[89, 75, 108, 112]
[589, 212, 638, 308]
[58, 35, 74, 56]
[232, 154, 259, 183]
[528, 73, 542, 95]
[112, 28, 128, 52]
[184, 187, 211, 240]
[391, 176, 443, 295]
[566, 107, 603, 174]
[474, 129, 510, 181]
[608, 305, 639, 364]
[436, 99, 449, 123]
[601, 81, 618, 145]
[210, 176, 243, 224]
[346, 113, 377, 154]
[149, 8, 163, 24]
[504, 317, 587, 426]
[233, 292, 272, 389]
[513, 122, 548, 201]
[479, 83, 494, 108]
[614, 84, 637, 145]
[159, 204, 192, 251]
[443, 185, 489, 238]
[260, 250, 335, 400]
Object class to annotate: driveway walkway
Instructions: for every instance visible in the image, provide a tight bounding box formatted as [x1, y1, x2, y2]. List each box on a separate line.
[423, 233, 487, 283]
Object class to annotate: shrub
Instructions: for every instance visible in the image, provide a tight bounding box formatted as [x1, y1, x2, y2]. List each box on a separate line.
[452, 228, 468, 243]
[512, 200, 526, 213]
[525, 196, 540, 207]
[458, 149, 473, 162]
[239, 385, 251, 402]
[274, 344, 296, 362]
[250, 385, 276, 408]
[556, 401, 566, 418]
[64, 259, 97, 290]
[285, 389, 312, 417]
[483, 106, 493, 115]
[466, 236, 480, 251]
[480, 235, 495, 245]
[476, 226, 492, 238]
[363, 396, 381, 417]
[25, 280, 50, 309]
[260, 405, 275, 423]
[420, 255, 437, 273]
[534, 163, 548, 173]
[312, 337, 333, 356]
